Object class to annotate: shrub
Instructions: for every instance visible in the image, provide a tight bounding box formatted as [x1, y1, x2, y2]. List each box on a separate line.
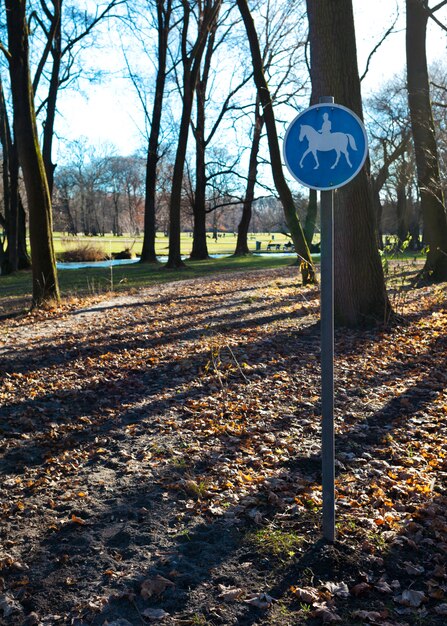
[58, 244, 108, 262]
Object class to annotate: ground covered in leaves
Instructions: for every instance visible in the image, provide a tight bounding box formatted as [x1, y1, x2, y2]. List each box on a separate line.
[1, 265, 447, 626]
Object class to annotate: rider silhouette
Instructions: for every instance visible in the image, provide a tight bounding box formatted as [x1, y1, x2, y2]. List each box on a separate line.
[319, 113, 332, 137]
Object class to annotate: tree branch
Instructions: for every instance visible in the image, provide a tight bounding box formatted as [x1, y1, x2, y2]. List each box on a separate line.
[360, 14, 399, 82]
[428, 8, 447, 32]
[431, 0, 447, 13]
[62, 0, 126, 57]
[33, 0, 60, 93]
[0, 41, 11, 62]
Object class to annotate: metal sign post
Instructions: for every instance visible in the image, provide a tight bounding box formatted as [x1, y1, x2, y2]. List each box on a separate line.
[283, 96, 368, 544]
[319, 96, 335, 544]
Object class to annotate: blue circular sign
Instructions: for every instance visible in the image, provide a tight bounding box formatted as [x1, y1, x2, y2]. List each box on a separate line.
[283, 103, 368, 191]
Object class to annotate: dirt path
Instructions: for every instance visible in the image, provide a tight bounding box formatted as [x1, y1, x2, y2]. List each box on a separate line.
[1, 267, 447, 625]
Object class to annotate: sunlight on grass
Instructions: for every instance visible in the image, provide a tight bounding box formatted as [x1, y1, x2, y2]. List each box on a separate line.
[0, 255, 299, 305]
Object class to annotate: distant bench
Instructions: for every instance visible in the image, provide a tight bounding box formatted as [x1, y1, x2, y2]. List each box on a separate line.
[266, 242, 295, 251]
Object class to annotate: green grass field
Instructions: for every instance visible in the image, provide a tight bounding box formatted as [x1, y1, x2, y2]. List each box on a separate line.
[0, 254, 301, 306]
[0, 232, 425, 314]
[52, 232, 296, 259]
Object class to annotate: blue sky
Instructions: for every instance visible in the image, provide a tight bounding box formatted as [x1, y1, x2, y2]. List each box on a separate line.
[53, 0, 447, 159]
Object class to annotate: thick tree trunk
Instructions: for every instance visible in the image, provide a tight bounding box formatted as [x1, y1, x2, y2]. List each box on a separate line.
[6, 0, 59, 306]
[141, 0, 171, 264]
[235, 100, 263, 256]
[406, 0, 447, 280]
[306, 0, 391, 326]
[236, 0, 315, 284]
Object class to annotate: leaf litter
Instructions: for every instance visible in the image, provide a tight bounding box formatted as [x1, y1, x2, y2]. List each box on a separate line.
[0, 265, 446, 624]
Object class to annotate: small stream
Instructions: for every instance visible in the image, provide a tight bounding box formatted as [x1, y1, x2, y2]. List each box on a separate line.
[56, 252, 314, 270]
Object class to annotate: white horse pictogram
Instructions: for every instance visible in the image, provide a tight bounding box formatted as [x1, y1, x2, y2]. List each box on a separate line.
[299, 123, 357, 170]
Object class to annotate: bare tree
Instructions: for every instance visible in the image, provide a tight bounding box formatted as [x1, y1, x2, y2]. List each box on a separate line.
[235, 0, 307, 256]
[406, 0, 447, 281]
[30, 0, 125, 196]
[166, 0, 222, 268]
[127, 0, 174, 263]
[236, 0, 315, 283]
[2, 0, 59, 306]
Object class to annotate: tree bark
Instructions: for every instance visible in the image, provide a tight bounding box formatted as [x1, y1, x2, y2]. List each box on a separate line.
[236, 0, 315, 284]
[6, 0, 59, 306]
[304, 189, 318, 249]
[234, 97, 263, 256]
[306, 0, 391, 326]
[41, 0, 62, 198]
[190, 55, 210, 260]
[141, 0, 172, 264]
[190, 12, 220, 261]
[406, 0, 447, 280]
[396, 183, 409, 247]
[167, 0, 221, 268]
[0, 77, 18, 274]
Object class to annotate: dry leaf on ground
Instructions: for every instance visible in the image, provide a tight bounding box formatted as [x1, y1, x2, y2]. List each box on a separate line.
[141, 575, 175, 599]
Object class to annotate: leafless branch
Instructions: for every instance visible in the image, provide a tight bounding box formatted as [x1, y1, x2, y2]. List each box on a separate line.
[431, 0, 447, 13]
[360, 13, 399, 82]
[0, 41, 11, 62]
[62, 0, 127, 57]
[427, 8, 447, 32]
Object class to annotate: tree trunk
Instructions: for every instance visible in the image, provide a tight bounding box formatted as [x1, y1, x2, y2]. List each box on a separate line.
[190, 11, 220, 261]
[167, 87, 193, 268]
[396, 183, 408, 247]
[236, 0, 315, 284]
[306, 0, 391, 326]
[406, 0, 447, 281]
[6, 0, 59, 306]
[41, 0, 61, 198]
[304, 189, 318, 249]
[190, 73, 210, 260]
[0, 77, 18, 273]
[141, 0, 171, 264]
[167, 0, 221, 268]
[235, 98, 263, 256]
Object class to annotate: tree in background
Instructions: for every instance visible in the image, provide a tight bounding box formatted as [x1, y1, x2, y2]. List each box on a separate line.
[306, 0, 391, 326]
[190, 6, 251, 260]
[166, 0, 222, 268]
[3, 0, 59, 306]
[131, 0, 173, 263]
[236, 0, 315, 283]
[406, 0, 447, 281]
[367, 77, 412, 247]
[30, 0, 125, 197]
[235, 0, 307, 257]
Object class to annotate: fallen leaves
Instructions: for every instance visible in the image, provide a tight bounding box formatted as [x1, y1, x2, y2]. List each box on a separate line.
[290, 585, 320, 603]
[140, 575, 175, 599]
[1, 266, 447, 624]
[141, 608, 170, 621]
[394, 588, 427, 608]
[244, 592, 276, 609]
[217, 584, 244, 602]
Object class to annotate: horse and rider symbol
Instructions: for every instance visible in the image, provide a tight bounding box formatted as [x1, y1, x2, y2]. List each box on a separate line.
[299, 112, 357, 170]
[283, 103, 368, 191]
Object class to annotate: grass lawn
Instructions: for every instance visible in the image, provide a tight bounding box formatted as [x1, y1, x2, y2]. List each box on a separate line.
[52, 232, 294, 258]
[0, 254, 301, 310]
